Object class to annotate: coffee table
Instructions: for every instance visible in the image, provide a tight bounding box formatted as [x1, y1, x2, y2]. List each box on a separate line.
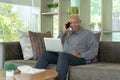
[0, 69, 58, 80]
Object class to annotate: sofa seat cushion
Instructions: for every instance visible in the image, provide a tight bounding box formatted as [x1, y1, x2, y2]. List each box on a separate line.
[5, 60, 37, 68]
[29, 31, 52, 60]
[47, 64, 56, 70]
[69, 62, 120, 80]
[5, 60, 57, 69]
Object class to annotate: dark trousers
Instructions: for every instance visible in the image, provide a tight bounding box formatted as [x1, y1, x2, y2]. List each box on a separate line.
[35, 51, 86, 80]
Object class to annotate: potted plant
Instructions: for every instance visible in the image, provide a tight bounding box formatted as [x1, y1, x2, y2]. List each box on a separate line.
[89, 22, 96, 31]
[66, 7, 79, 16]
[48, 2, 58, 12]
[4, 63, 17, 77]
[97, 22, 102, 31]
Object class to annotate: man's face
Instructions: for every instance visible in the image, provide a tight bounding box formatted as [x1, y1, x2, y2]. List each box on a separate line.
[70, 18, 81, 32]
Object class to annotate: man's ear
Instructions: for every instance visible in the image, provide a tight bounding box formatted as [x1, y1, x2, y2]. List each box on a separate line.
[79, 20, 82, 25]
[80, 20, 82, 23]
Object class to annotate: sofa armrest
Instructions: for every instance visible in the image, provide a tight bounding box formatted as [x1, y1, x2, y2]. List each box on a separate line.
[0, 44, 4, 69]
[0, 41, 23, 62]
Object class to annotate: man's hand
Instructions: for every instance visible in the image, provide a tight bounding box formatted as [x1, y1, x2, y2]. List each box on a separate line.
[61, 23, 69, 34]
[70, 50, 80, 58]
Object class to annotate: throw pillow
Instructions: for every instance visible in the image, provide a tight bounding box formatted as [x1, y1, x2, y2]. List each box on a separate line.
[17, 30, 34, 60]
[29, 31, 52, 60]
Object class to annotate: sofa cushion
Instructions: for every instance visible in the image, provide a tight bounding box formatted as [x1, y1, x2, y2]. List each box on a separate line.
[5, 60, 36, 68]
[99, 42, 120, 63]
[2, 42, 23, 60]
[47, 64, 56, 70]
[29, 31, 52, 60]
[18, 30, 34, 60]
[69, 62, 120, 80]
[5, 60, 57, 69]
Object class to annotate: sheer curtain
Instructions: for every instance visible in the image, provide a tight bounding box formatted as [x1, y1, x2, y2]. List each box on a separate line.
[112, 0, 120, 31]
[112, 0, 120, 41]
[0, 0, 40, 41]
[0, 0, 40, 32]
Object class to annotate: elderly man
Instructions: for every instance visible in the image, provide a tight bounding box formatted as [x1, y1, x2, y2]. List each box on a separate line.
[35, 14, 99, 80]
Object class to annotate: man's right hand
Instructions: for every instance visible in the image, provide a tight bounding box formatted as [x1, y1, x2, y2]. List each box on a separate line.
[61, 23, 69, 34]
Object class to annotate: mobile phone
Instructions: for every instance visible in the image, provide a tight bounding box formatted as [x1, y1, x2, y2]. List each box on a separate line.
[66, 22, 70, 29]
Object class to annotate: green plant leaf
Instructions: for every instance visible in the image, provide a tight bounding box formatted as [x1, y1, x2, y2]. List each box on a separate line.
[4, 63, 17, 71]
[48, 2, 58, 8]
[66, 7, 79, 15]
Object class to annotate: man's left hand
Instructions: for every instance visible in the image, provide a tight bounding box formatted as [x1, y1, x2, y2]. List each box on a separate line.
[70, 50, 80, 58]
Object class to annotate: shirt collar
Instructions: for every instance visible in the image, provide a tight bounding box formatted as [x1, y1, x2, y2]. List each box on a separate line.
[71, 27, 83, 35]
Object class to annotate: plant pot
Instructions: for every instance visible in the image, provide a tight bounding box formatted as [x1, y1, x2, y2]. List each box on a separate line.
[54, 7, 58, 12]
[51, 8, 58, 12]
[6, 70, 14, 77]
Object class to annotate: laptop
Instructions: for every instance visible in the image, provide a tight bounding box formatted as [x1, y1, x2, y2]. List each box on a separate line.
[44, 38, 63, 52]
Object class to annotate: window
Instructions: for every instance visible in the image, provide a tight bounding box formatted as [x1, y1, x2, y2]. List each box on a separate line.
[0, 0, 40, 42]
[90, 0, 102, 32]
[53, 15, 59, 38]
[71, 0, 78, 7]
[112, 0, 120, 41]
[112, 0, 120, 31]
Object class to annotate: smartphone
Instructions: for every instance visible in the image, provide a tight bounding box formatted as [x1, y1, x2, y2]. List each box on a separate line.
[66, 22, 70, 29]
